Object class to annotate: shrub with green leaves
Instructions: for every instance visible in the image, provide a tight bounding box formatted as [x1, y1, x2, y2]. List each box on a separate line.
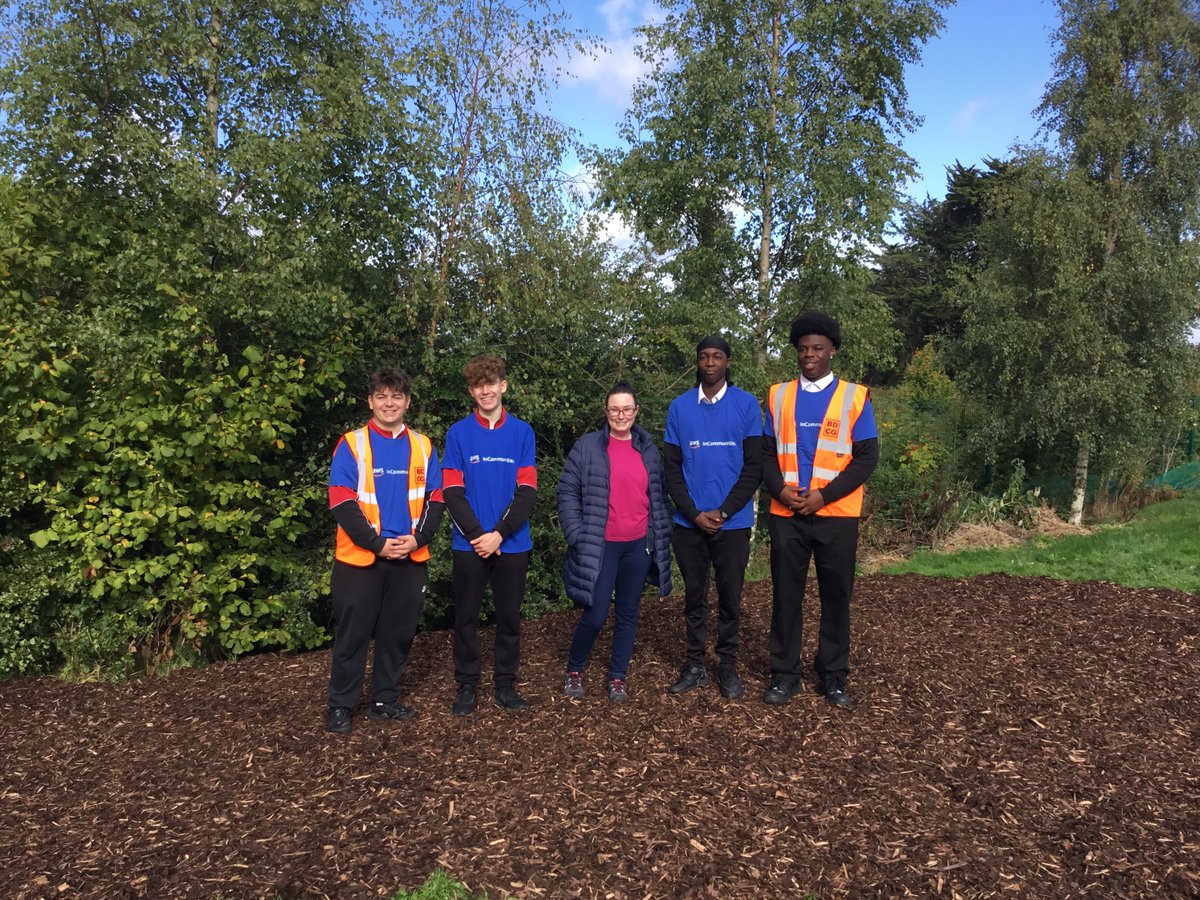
[0, 541, 60, 678]
[867, 345, 966, 538]
[1, 1, 417, 675]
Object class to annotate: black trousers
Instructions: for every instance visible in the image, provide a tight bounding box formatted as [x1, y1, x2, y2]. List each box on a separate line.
[452, 549, 530, 687]
[767, 514, 859, 682]
[672, 525, 751, 667]
[327, 557, 427, 709]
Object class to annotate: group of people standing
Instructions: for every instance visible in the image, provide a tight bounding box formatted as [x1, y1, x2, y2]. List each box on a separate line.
[324, 311, 878, 734]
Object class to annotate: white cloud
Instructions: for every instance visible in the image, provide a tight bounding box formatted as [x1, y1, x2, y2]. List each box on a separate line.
[561, 1, 669, 106]
[567, 37, 655, 106]
[599, 0, 639, 34]
[953, 97, 996, 132]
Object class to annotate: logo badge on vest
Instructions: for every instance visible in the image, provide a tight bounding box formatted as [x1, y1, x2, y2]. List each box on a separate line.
[822, 420, 840, 439]
[413, 466, 426, 486]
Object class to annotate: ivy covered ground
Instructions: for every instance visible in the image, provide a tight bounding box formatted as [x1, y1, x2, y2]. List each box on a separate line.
[2, 574, 1197, 898]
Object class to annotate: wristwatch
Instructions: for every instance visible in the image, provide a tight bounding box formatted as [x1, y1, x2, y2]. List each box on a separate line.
[719, 509, 729, 521]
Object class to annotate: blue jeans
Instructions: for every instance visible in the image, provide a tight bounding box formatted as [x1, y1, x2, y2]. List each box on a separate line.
[566, 537, 650, 680]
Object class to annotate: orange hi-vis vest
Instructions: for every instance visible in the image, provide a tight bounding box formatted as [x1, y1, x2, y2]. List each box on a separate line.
[768, 378, 869, 518]
[335, 425, 433, 566]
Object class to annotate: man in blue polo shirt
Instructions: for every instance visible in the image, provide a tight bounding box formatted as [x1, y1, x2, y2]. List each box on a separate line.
[441, 354, 538, 716]
[325, 368, 444, 734]
[664, 335, 763, 700]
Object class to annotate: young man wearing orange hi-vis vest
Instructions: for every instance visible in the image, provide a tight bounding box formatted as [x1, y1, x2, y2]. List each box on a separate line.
[762, 312, 879, 710]
[324, 369, 445, 734]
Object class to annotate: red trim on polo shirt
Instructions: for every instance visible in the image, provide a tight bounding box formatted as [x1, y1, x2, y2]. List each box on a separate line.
[473, 408, 508, 429]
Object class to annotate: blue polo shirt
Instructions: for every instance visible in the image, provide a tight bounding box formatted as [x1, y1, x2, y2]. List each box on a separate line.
[442, 410, 537, 553]
[765, 378, 877, 489]
[664, 384, 763, 529]
[329, 424, 442, 538]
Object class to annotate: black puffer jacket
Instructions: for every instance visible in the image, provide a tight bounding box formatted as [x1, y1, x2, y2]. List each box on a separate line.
[556, 424, 673, 606]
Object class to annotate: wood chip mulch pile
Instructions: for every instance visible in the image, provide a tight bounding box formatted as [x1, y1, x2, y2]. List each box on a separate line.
[2, 573, 1197, 898]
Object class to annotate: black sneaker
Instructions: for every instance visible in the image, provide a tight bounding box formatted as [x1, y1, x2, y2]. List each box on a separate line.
[325, 706, 352, 734]
[667, 665, 710, 694]
[762, 680, 800, 705]
[494, 684, 530, 712]
[451, 683, 477, 717]
[717, 665, 745, 700]
[823, 676, 852, 709]
[367, 700, 416, 722]
[608, 678, 629, 702]
[563, 670, 584, 699]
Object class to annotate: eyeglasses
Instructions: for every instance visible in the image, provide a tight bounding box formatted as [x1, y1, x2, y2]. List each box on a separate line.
[606, 406, 638, 417]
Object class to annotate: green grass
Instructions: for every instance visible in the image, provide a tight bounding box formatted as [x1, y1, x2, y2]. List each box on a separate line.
[881, 494, 1200, 592]
[392, 871, 494, 900]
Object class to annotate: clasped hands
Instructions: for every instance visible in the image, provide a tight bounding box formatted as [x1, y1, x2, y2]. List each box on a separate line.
[378, 535, 418, 560]
[780, 485, 826, 516]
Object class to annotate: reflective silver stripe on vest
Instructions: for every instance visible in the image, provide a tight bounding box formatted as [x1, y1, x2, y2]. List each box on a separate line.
[353, 427, 370, 497]
[352, 427, 380, 531]
[812, 466, 842, 481]
[771, 385, 787, 446]
[814, 381, 858, 457]
[771, 385, 799, 486]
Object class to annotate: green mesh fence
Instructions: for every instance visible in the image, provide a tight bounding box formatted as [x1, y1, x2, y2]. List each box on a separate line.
[1152, 459, 1200, 492]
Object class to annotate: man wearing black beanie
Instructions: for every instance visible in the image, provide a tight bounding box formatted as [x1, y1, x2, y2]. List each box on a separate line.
[663, 335, 763, 699]
[761, 312, 879, 709]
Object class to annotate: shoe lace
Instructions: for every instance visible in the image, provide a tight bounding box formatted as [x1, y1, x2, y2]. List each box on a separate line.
[566, 671, 582, 689]
[610, 678, 626, 694]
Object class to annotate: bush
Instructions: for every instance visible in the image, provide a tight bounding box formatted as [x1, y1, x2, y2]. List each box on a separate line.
[867, 345, 965, 540]
[0, 541, 60, 678]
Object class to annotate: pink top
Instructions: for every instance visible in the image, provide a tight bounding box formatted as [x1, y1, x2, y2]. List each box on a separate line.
[605, 436, 649, 541]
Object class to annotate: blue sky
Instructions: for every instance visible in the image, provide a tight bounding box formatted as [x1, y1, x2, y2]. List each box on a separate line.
[554, 0, 1062, 204]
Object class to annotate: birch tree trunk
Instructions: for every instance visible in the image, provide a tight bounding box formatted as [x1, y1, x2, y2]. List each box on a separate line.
[1068, 439, 1088, 525]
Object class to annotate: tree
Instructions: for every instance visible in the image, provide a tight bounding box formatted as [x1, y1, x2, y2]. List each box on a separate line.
[0, 0, 423, 673]
[598, 0, 949, 368]
[872, 161, 1001, 376]
[370, 0, 594, 367]
[951, 0, 1200, 524]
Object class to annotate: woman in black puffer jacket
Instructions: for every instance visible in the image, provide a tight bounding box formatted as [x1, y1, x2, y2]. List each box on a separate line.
[557, 380, 673, 702]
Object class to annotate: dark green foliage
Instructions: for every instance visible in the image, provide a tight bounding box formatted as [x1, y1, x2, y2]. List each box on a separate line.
[867, 345, 966, 538]
[1, 0, 418, 675]
[871, 161, 1005, 377]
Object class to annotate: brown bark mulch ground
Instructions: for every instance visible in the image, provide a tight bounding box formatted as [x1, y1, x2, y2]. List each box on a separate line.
[2, 573, 1198, 899]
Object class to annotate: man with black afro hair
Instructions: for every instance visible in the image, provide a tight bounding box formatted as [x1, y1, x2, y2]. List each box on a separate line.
[761, 311, 879, 709]
[789, 311, 841, 350]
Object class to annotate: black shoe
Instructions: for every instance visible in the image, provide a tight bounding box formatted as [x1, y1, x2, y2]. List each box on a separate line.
[763, 680, 800, 705]
[717, 665, 745, 700]
[325, 706, 352, 734]
[367, 700, 416, 722]
[494, 684, 530, 712]
[451, 684, 477, 717]
[667, 665, 711, 694]
[823, 677, 852, 709]
[608, 678, 629, 702]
